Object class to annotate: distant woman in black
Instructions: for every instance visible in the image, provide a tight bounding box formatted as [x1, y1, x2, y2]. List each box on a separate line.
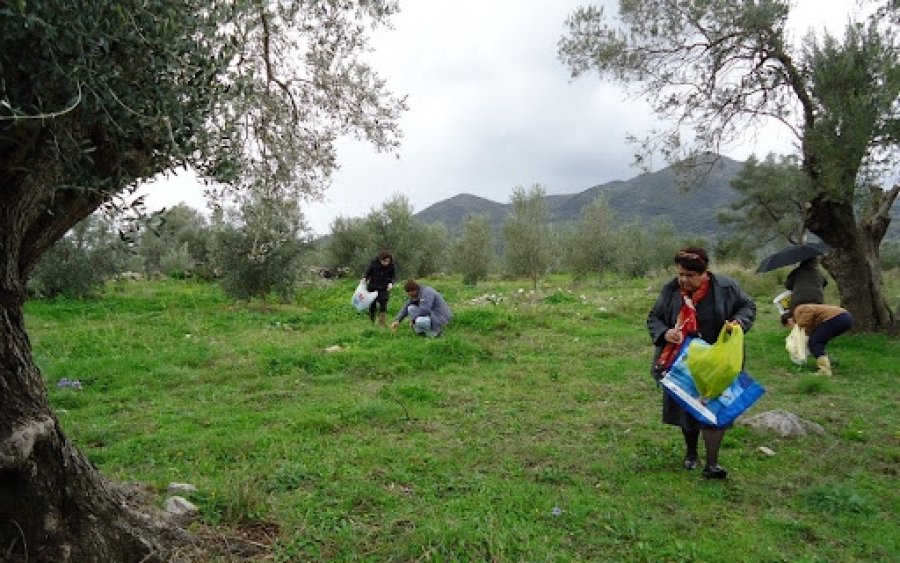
[363, 249, 395, 326]
[785, 257, 828, 310]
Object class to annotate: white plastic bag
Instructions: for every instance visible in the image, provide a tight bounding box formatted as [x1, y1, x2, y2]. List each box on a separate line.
[785, 324, 808, 365]
[773, 290, 792, 315]
[351, 281, 378, 312]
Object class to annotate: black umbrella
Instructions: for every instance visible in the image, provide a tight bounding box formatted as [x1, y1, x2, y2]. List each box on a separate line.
[756, 242, 829, 273]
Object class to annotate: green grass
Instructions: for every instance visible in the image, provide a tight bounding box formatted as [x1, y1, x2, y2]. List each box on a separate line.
[26, 273, 900, 561]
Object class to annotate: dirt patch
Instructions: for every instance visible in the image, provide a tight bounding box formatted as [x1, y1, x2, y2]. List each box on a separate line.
[116, 481, 279, 562]
[174, 520, 279, 562]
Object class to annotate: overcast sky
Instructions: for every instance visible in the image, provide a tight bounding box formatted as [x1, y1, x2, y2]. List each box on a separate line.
[139, 0, 861, 235]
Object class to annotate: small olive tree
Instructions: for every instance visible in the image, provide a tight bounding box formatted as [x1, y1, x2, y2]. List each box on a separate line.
[563, 197, 617, 278]
[326, 215, 375, 277]
[415, 221, 452, 277]
[28, 213, 129, 298]
[212, 193, 308, 302]
[364, 194, 422, 278]
[611, 221, 686, 278]
[452, 214, 495, 285]
[327, 194, 451, 279]
[502, 185, 553, 289]
[137, 203, 213, 278]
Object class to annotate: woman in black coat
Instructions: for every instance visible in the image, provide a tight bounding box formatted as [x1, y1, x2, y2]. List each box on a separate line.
[362, 249, 395, 325]
[784, 257, 827, 309]
[647, 246, 756, 479]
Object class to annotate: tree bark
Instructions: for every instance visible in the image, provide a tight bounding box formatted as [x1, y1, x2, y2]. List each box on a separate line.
[0, 286, 176, 563]
[807, 195, 896, 332]
[0, 190, 184, 560]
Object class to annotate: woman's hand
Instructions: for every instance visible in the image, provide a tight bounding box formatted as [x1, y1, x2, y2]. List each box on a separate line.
[664, 328, 683, 344]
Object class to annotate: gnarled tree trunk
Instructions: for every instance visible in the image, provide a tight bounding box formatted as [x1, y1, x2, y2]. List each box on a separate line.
[0, 294, 178, 561]
[807, 186, 898, 332]
[0, 175, 183, 560]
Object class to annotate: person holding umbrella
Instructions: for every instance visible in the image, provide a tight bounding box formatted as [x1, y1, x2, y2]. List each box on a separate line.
[784, 257, 828, 309]
[757, 241, 829, 314]
[755, 242, 828, 274]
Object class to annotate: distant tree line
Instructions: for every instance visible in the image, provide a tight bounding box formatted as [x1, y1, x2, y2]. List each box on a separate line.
[28, 195, 313, 301]
[41, 171, 900, 300]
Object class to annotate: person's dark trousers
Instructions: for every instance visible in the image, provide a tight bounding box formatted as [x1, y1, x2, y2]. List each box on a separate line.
[368, 290, 389, 322]
[808, 312, 853, 357]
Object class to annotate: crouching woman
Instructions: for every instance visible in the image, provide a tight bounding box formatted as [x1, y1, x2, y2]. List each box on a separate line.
[781, 304, 853, 376]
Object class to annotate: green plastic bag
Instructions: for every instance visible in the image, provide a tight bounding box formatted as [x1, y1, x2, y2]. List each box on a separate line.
[686, 324, 744, 399]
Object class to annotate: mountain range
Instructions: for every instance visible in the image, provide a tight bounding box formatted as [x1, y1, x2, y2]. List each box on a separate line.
[414, 156, 748, 238]
[414, 156, 900, 242]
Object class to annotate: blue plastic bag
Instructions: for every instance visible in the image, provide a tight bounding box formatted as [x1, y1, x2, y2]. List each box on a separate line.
[660, 337, 765, 428]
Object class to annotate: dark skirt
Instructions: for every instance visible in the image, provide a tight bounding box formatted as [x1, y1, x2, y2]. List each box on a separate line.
[661, 391, 733, 431]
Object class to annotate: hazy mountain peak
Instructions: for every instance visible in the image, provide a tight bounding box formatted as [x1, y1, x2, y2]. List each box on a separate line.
[415, 157, 747, 237]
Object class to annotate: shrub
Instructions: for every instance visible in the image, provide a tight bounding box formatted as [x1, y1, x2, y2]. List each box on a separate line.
[27, 214, 127, 298]
[213, 226, 306, 301]
[137, 204, 212, 278]
[211, 194, 308, 301]
[28, 239, 108, 298]
[880, 240, 900, 270]
[159, 242, 196, 279]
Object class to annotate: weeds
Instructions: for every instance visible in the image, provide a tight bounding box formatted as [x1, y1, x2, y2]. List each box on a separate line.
[27, 274, 900, 561]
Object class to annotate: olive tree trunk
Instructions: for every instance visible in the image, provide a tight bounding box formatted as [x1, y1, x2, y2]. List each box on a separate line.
[0, 188, 181, 561]
[807, 186, 899, 332]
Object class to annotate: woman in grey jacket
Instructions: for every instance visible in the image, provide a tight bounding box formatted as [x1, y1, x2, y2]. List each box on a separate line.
[391, 279, 452, 337]
[647, 247, 756, 479]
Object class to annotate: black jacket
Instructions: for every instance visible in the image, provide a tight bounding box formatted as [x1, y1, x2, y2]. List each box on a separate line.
[785, 263, 827, 308]
[647, 273, 756, 376]
[364, 258, 395, 291]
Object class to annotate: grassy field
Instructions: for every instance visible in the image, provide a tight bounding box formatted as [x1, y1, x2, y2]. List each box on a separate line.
[25, 269, 899, 561]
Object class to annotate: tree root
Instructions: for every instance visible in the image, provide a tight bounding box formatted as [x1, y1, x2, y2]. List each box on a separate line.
[0, 416, 54, 469]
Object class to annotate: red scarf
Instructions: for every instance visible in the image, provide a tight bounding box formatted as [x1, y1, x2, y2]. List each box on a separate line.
[655, 276, 711, 373]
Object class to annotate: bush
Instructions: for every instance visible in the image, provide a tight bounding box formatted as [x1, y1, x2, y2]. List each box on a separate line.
[211, 194, 308, 301]
[28, 239, 107, 298]
[27, 215, 128, 298]
[159, 242, 196, 279]
[212, 226, 306, 301]
[137, 204, 212, 279]
[610, 222, 689, 277]
[880, 240, 900, 270]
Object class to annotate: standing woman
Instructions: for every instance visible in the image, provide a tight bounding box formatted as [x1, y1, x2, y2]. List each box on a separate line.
[363, 249, 395, 326]
[647, 247, 756, 479]
[785, 257, 828, 309]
